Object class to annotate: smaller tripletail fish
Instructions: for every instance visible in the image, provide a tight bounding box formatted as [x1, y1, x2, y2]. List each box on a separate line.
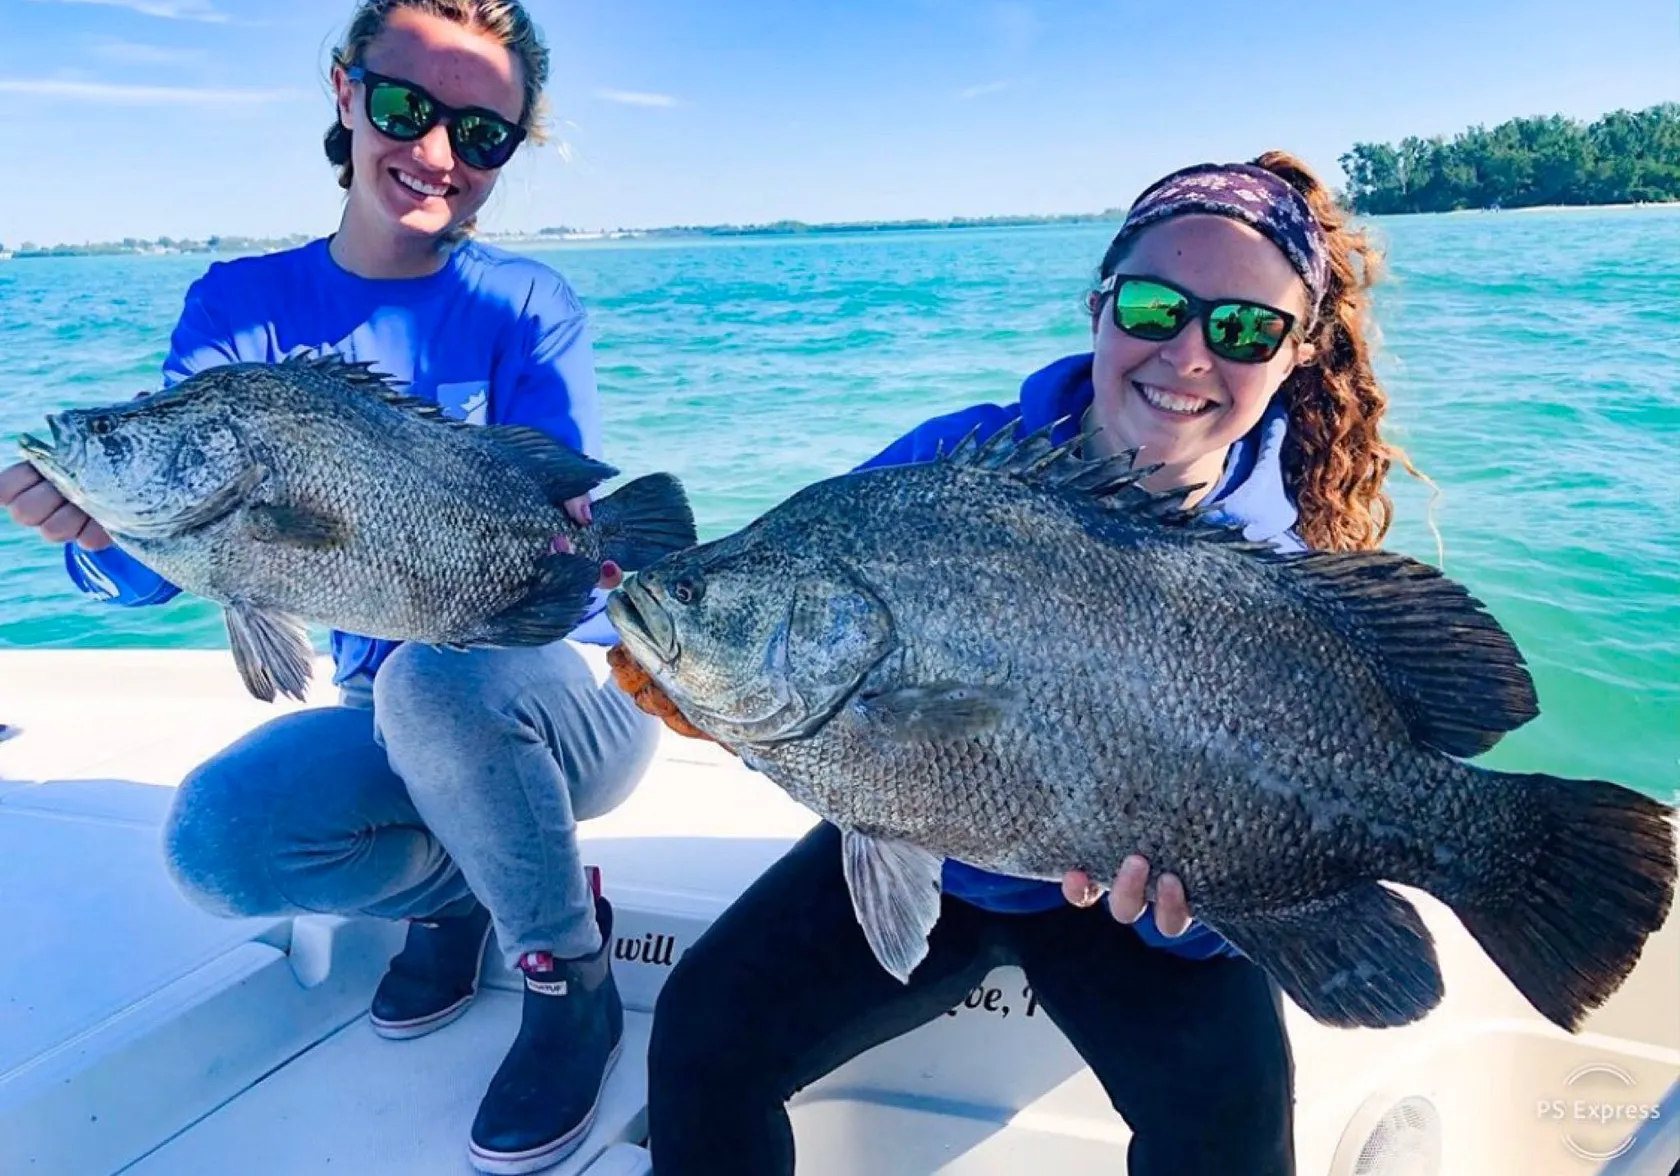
[20, 354, 696, 701]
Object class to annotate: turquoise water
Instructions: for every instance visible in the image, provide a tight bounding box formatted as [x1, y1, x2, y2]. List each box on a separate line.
[2, 211, 1676, 798]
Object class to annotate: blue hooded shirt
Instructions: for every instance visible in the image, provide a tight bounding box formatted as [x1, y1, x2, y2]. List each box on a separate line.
[852, 352, 1304, 960]
[62, 236, 617, 681]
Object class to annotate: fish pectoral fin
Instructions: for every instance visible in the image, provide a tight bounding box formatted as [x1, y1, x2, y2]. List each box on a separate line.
[840, 829, 944, 983]
[119, 464, 267, 540]
[459, 552, 600, 646]
[851, 683, 1019, 741]
[245, 503, 349, 550]
[1206, 882, 1443, 1029]
[224, 603, 313, 703]
[480, 425, 619, 505]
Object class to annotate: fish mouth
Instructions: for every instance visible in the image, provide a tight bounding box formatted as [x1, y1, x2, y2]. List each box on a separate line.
[607, 577, 679, 666]
[17, 417, 68, 479]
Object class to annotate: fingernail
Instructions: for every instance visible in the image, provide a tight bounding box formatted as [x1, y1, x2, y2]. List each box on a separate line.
[601, 560, 621, 581]
[550, 534, 572, 554]
[1110, 900, 1142, 925]
[1079, 879, 1102, 906]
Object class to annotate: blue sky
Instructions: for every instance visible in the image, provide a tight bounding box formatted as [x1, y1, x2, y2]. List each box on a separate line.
[0, 0, 1675, 246]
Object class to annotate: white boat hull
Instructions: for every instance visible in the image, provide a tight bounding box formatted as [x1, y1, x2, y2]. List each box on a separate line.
[1, 649, 1674, 1175]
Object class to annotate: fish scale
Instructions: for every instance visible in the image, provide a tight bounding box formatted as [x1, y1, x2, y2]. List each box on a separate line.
[20, 353, 696, 702]
[609, 420, 1676, 1033]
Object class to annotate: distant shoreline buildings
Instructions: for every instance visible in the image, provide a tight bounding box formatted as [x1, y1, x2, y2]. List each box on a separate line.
[0, 214, 1133, 259]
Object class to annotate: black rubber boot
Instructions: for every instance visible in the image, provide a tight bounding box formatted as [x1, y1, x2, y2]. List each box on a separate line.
[468, 896, 624, 1175]
[369, 897, 494, 1039]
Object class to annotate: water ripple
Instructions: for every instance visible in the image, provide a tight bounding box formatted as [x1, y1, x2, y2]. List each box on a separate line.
[2, 212, 1676, 794]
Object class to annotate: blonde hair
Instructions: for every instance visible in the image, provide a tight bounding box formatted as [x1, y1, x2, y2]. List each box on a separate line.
[323, 0, 549, 225]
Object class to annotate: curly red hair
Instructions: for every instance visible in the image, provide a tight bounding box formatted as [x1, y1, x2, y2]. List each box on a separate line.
[1251, 150, 1423, 552]
[1094, 150, 1426, 552]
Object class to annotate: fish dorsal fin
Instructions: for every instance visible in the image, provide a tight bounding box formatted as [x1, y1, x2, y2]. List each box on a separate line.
[939, 417, 1201, 524]
[279, 351, 447, 421]
[1281, 550, 1539, 757]
[280, 352, 617, 501]
[944, 419, 1538, 757]
[478, 425, 619, 505]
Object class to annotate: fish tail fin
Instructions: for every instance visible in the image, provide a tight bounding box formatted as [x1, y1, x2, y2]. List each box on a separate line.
[464, 553, 600, 646]
[590, 472, 697, 571]
[1451, 772, 1676, 1032]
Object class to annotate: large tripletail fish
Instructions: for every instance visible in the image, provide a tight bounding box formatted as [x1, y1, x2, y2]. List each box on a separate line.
[607, 422, 1676, 1032]
[19, 354, 696, 702]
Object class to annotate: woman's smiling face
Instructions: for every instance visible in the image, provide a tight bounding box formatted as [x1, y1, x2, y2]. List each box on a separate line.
[1089, 214, 1315, 484]
[333, 6, 525, 241]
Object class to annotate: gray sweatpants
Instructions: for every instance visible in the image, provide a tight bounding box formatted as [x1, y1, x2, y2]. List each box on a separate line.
[163, 642, 658, 963]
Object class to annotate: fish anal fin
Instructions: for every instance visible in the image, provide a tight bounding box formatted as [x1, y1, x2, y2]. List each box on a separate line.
[459, 551, 599, 646]
[841, 829, 944, 983]
[1208, 882, 1443, 1029]
[1284, 552, 1539, 757]
[852, 682, 1019, 741]
[224, 602, 313, 703]
[246, 503, 349, 549]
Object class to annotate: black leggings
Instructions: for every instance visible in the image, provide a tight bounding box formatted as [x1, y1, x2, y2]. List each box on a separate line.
[646, 823, 1296, 1175]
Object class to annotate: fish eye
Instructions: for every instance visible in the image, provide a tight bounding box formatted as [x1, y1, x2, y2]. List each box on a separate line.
[88, 416, 113, 437]
[672, 577, 704, 606]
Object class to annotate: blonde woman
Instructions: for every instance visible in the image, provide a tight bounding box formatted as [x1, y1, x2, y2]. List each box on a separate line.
[1, 3, 647, 1170]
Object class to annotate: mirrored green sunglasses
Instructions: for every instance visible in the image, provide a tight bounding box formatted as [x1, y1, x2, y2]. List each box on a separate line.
[1100, 274, 1297, 364]
[347, 65, 525, 171]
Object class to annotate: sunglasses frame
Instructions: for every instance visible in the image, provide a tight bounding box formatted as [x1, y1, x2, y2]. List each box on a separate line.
[345, 65, 527, 171]
[1097, 273, 1298, 364]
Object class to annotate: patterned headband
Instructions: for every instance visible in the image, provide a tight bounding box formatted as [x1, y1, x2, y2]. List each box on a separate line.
[1111, 163, 1330, 325]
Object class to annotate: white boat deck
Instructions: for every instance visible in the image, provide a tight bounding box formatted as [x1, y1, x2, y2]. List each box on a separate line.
[1, 647, 1676, 1176]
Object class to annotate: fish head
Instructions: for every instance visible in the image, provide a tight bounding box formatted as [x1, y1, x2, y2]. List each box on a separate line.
[608, 533, 897, 747]
[18, 392, 247, 537]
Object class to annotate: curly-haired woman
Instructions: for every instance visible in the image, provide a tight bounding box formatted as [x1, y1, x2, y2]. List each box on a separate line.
[645, 150, 1420, 1176]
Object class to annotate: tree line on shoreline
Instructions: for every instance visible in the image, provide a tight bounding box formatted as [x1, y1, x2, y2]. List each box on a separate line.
[1339, 104, 1679, 214]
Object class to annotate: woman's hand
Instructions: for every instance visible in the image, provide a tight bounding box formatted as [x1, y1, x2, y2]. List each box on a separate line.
[552, 494, 622, 589]
[0, 461, 112, 550]
[606, 643, 720, 745]
[1062, 855, 1192, 936]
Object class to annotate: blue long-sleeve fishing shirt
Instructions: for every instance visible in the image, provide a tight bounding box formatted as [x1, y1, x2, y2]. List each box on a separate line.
[62, 237, 616, 683]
